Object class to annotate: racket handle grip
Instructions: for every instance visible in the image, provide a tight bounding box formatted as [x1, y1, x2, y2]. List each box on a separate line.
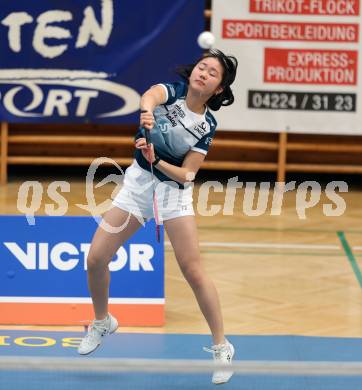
[140, 110, 152, 144]
[156, 224, 160, 243]
[144, 129, 151, 145]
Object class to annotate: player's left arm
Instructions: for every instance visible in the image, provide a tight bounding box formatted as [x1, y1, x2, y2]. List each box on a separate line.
[135, 138, 205, 184]
[156, 150, 206, 184]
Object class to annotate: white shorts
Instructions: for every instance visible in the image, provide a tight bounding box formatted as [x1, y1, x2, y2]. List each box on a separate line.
[112, 160, 194, 222]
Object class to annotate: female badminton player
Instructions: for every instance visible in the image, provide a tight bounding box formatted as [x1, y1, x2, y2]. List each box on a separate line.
[78, 49, 238, 385]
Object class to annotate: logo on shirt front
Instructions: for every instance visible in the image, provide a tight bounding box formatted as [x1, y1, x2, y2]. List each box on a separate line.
[174, 104, 186, 119]
[158, 117, 171, 133]
[205, 137, 213, 146]
[165, 104, 186, 127]
[167, 84, 176, 98]
[166, 112, 177, 127]
[193, 121, 208, 137]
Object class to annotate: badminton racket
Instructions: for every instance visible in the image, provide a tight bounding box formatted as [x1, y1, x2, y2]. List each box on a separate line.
[144, 128, 161, 243]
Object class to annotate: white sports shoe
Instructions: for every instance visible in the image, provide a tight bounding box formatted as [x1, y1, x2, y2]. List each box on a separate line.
[204, 339, 235, 384]
[78, 313, 118, 355]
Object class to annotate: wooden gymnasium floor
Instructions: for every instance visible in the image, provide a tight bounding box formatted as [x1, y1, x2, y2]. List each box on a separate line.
[1, 168, 362, 337]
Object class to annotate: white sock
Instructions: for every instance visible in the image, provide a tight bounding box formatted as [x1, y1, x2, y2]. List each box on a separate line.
[94, 314, 109, 324]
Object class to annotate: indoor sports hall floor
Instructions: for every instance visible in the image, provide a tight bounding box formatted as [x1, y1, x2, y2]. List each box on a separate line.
[1, 331, 362, 389]
[1, 170, 362, 388]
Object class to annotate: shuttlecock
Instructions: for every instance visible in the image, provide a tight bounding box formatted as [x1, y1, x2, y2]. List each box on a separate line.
[197, 31, 215, 49]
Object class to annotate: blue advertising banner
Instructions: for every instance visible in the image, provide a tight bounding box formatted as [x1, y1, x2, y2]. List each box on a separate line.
[0, 0, 204, 123]
[0, 215, 164, 299]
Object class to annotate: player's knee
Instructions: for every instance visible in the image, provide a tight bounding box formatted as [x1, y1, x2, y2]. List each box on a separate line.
[182, 263, 204, 288]
[87, 249, 110, 272]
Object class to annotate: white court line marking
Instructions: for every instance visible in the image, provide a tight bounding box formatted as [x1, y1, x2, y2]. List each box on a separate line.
[165, 242, 362, 252]
[165, 241, 340, 250]
[3, 356, 362, 376]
